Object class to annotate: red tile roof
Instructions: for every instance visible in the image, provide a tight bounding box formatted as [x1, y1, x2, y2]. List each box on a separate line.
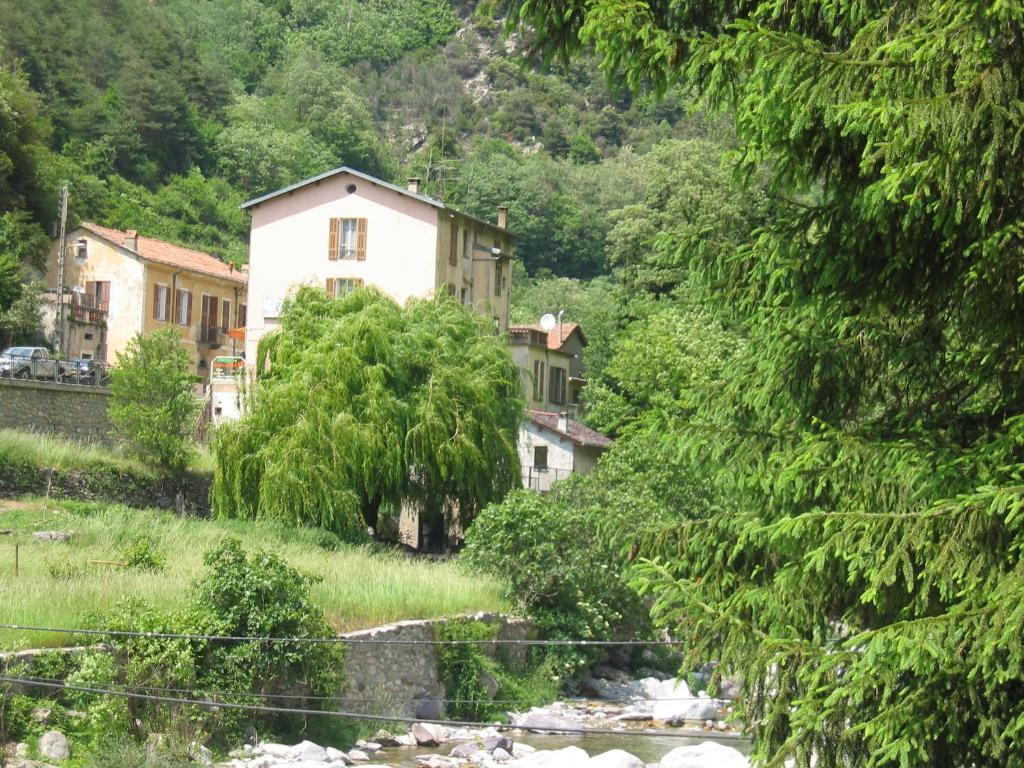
[79, 223, 247, 284]
[525, 410, 612, 448]
[508, 322, 586, 350]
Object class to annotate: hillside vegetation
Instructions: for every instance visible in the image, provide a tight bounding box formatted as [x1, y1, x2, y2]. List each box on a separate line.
[0, 0, 721, 287]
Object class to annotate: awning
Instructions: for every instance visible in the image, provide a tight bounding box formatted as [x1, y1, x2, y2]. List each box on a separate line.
[226, 326, 245, 342]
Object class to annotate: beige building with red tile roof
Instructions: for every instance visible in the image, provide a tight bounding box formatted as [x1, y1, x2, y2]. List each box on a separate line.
[44, 224, 248, 379]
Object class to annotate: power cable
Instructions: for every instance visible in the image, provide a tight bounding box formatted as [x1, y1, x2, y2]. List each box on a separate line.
[0, 623, 687, 646]
[34, 679, 729, 708]
[0, 675, 743, 743]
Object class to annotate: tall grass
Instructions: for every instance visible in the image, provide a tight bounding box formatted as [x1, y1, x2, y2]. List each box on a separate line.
[0, 428, 213, 474]
[0, 428, 146, 472]
[0, 499, 508, 651]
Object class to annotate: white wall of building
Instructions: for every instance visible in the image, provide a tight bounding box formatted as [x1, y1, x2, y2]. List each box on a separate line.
[245, 174, 441, 360]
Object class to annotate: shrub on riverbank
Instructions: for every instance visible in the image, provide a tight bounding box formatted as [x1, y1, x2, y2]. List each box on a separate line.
[6, 540, 344, 751]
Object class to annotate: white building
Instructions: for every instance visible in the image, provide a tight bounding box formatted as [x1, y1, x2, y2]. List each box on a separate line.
[519, 410, 612, 492]
[241, 167, 514, 362]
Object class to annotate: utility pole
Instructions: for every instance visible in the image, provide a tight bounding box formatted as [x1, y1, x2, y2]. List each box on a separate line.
[55, 184, 69, 358]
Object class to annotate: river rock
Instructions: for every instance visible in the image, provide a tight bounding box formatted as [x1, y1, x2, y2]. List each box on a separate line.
[591, 665, 634, 684]
[31, 531, 72, 543]
[527, 746, 591, 767]
[349, 748, 370, 761]
[586, 749, 645, 768]
[294, 741, 329, 762]
[412, 722, 450, 746]
[416, 698, 446, 720]
[515, 711, 579, 732]
[511, 743, 536, 758]
[483, 736, 513, 753]
[661, 698, 722, 724]
[37, 730, 70, 762]
[492, 747, 512, 762]
[659, 742, 749, 768]
[257, 743, 293, 759]
[326, 746, 348, 761]
[450, 742, 481, 758]
[374, 731, 402, 746]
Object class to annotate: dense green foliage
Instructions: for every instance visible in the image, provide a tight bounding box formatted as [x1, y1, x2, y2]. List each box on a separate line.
[504, 0, 1024, 765]
[110, 329, 198, 476]
[73, 539, 343, 745]
[214, 288, 522, 547]
[0, 0, 717, 283]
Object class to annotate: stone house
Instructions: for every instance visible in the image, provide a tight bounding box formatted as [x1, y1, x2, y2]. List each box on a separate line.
[241, 167, 514, 362]
[509, 321, 588, 416]
[519, 409, 612, 492]
[43, 223, 248, 379]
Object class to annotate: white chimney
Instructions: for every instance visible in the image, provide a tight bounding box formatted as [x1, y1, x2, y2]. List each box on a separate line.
[557, 411, 568, 433]
[408, 178, 421, 194]
[497, 205, 508, 229]
[124, 230, 139, 251]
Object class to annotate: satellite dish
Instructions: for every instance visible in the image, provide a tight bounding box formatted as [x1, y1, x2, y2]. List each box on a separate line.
[539, 313, 557, 332]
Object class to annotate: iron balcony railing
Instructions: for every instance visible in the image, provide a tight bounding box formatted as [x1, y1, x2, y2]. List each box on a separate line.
[522, 466, 573, 493]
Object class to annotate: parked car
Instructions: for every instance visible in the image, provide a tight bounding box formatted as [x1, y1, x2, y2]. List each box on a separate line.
[62, 358, 110, 385]
[0, 346, 63, 380]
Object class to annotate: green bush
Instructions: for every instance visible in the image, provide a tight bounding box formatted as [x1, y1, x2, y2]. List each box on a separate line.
[110, 329, 199, 477]
[69, 538, 345, 746]
[0, 693, 39, 743]
[435, 619, 556, 722]
[120, 538, 165, 571]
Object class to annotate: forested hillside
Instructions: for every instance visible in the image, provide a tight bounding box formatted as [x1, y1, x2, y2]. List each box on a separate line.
[0, 0, 726, 296]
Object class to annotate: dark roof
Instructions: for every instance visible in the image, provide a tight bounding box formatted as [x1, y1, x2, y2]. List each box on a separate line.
[240, 166, 512, 237]
[79, 223, 247, 285]
[525, 410, 612, 449]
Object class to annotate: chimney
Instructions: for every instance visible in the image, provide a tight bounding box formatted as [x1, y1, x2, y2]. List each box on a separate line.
[407, 178, 421, 194]
[557, 411, 569, 433]
[124, 230, 139, 251]
[497, 205, 508, 229]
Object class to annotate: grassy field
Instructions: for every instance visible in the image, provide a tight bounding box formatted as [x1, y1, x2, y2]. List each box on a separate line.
[0, 497, 508, 651]
[0, 428, 215, 474]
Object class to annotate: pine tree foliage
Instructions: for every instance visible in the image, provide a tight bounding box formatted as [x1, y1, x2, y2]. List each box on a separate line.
[508, 0, 1024, 765]
[213, 288, 523, 544]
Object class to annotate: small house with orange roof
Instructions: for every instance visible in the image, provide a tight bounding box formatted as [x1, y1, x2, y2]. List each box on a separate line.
[43, 223, 248, 379]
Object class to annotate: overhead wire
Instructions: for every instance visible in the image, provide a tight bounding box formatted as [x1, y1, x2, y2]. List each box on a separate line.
[0, 623, 686, 646]
[0, 675, 744, 743]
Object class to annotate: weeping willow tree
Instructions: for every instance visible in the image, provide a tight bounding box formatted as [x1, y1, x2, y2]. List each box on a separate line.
[507, 1, 1024, 766]
[213, 287, 523, 546]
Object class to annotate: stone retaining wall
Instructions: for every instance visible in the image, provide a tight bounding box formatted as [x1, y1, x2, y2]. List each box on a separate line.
[2, 614, 533, 717]
[339, 613, 533, 719]
[0, 378, 113, 445]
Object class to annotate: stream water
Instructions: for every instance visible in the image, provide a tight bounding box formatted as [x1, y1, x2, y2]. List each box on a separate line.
[364, 731, 752, 766]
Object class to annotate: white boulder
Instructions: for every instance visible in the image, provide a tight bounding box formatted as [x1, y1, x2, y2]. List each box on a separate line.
[38, 730, 71, 761]
[659, 741, 749, 768]
[586, 749, 645, 768]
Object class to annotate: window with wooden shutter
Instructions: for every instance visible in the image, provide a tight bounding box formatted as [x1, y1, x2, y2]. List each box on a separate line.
[328, 218, 340, 260]
[238, 304, 247, 327]
[449, 226, 458, 265]
[326, 278, 336, 297]
[153, 284, 170, 322]
[221, 299, 230, 332]
[153, 284, 161, 320]
[549, 366, 567, 405]
[356, 218, 367, 260]
[186, 291, 193, 326]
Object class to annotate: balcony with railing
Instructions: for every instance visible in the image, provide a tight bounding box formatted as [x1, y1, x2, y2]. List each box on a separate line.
[66, 292, 107, 325]
[522, 466, 573, 493]
[508, 327, 548, 347]
[199, 325, 222, 346]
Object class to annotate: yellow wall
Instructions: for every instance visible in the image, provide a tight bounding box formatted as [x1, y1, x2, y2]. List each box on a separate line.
[142, 263, 246, 378]
[510, 342, 574, 412]
[45, 231, 145, 362]
[435, 212, 513, 330]
[45, 230, 246, 378]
